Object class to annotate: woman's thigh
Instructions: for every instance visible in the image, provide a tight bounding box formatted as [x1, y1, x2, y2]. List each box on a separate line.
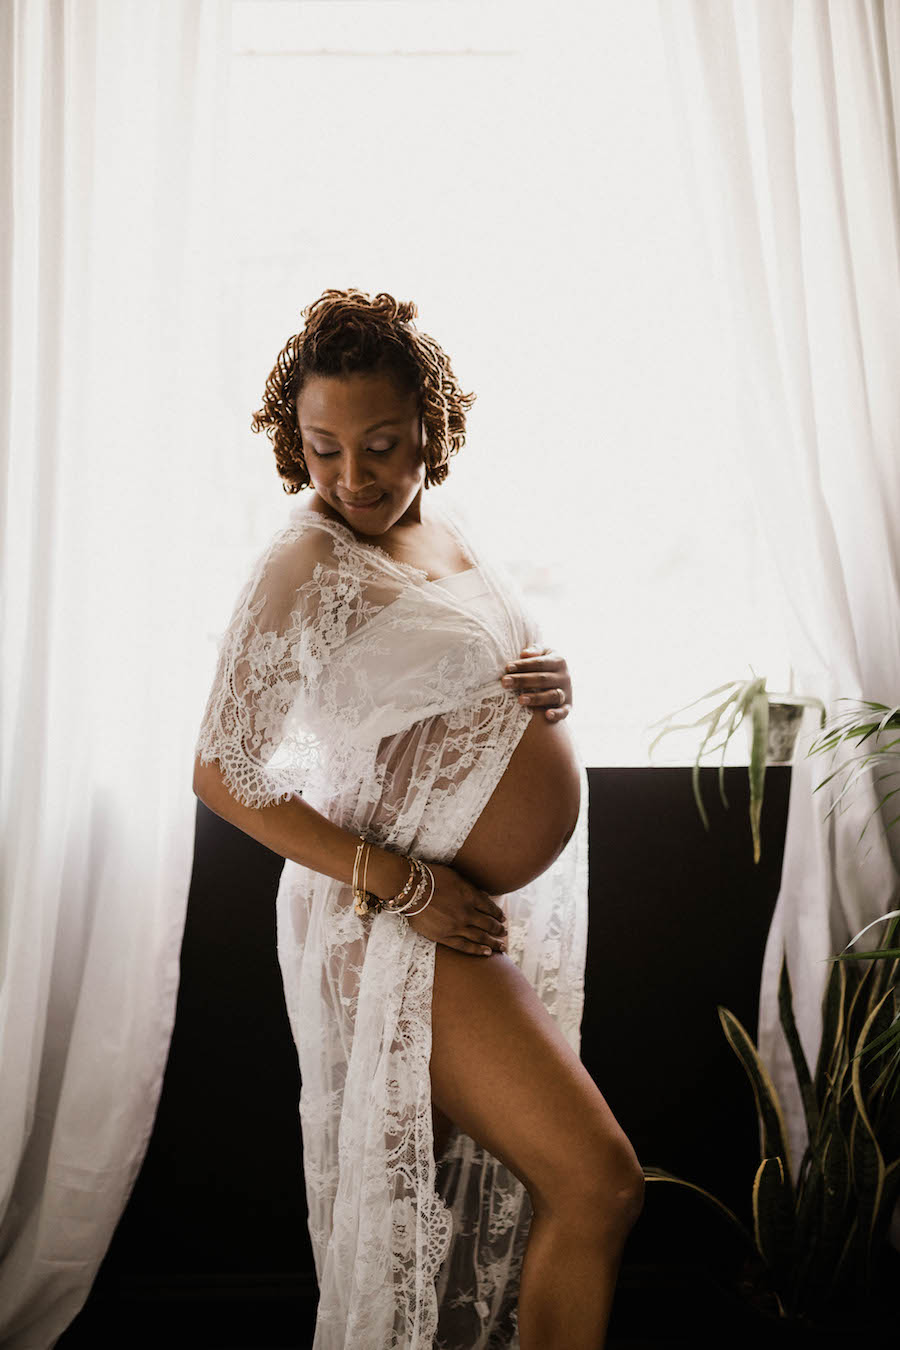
[429, 946, 641, 1217]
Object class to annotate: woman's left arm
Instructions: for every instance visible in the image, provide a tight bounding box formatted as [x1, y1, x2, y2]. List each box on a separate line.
[500, 644, 573, 722]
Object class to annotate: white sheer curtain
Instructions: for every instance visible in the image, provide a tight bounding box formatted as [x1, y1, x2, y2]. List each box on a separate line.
[657, 0, 900, 1240]
[0, 3, 232, 1345]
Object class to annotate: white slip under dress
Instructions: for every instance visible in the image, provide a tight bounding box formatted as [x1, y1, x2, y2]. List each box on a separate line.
[195, 500, 589, 1349]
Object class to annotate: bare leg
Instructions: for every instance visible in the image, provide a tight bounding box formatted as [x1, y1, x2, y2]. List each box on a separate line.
[430, 947, 644, 1350]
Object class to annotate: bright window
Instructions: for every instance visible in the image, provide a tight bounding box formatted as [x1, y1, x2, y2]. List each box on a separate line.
[226, 1, 791, 766]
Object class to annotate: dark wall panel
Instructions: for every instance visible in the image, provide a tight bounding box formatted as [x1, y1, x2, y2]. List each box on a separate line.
[60, 765, 792, 1346]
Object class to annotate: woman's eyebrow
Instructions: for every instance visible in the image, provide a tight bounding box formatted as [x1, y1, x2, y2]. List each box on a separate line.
[302, 418, 402, 438]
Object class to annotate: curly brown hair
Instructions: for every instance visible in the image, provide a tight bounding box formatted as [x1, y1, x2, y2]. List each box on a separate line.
[250, 287, 477, 493]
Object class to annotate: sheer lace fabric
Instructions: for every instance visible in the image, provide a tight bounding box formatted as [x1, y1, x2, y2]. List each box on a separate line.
[195, 503, 588, 1348]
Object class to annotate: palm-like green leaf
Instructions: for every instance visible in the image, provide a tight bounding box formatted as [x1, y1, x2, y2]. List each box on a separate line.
[808, 700, 900, 848]
[807, 700, 900, 756]
[831, 910, 900, 1066]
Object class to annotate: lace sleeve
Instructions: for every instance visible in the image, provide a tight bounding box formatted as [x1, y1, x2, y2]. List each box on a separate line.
[194, 526, 327, 810]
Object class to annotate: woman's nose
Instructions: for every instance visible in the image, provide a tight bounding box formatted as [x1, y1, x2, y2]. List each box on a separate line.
[339, 454, 374, 491]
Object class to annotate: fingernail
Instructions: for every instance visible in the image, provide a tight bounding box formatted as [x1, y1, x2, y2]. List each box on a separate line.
[505, 664, 517, 673]
[482, 948, 492, 956]
[501, 676, 513, 687]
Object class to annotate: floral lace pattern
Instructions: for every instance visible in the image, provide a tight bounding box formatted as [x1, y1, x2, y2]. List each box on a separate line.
[195, 504, 589, 1348]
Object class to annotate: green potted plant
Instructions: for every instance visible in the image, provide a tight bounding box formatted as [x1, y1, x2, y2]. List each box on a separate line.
[641, 695, 900, 1335]
[647, 670, 826, 863]
[642, 915, 900, 1336]
[808, 698, 900, 850]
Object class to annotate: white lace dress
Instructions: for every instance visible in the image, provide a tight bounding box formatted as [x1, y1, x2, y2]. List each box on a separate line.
[195, 501, 589, 1349]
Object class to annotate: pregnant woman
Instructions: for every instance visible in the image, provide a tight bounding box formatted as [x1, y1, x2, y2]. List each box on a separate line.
[193, 288, 644, 1350]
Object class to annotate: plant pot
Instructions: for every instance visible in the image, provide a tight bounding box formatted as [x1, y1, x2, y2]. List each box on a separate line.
[744, 695, 807, 765]
[710, 1249, 900, 1346]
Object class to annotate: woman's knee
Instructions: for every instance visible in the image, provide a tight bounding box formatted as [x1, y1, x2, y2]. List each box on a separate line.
[531, 1131, 645, 1237]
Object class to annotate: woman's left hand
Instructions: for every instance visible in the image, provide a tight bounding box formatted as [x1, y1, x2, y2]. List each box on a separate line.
[500, 645, 573, 722]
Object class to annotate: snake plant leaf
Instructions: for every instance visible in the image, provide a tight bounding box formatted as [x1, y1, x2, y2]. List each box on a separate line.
[856, 988, 896, 1113]
[831, 1211, 860, 1291]
[848, 1114, 883, 1279]
[751, 1156, 794, 1277]
[717, 1005, 794, 1184]
[791, 1149, 827, 1306]
[777, 954, 818, 1142]
[855, 946, 900, 1071]
[817, 1128, 852, 1279]
[640, 1166, 755, 1249]
[843, 962, 879, 1082]
[814, 959, 846, 1110]
[870, 1155, 900, 1253]
[850, 995, 890, 1254]
[873, 1050, 900, 1155]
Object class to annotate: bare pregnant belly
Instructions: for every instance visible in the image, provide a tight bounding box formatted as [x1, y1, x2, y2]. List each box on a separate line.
[450, 711, 581, 896]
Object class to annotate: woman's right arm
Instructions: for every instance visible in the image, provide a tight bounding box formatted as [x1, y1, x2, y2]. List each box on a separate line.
[193, 756, 508, 955]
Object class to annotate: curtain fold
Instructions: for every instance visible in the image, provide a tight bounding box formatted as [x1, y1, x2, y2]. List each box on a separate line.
[0, 3, 232, 1344]
[657, 0, 900, 1246]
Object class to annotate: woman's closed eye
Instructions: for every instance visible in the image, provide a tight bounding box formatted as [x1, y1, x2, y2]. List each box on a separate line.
[308, 442, 397, 458]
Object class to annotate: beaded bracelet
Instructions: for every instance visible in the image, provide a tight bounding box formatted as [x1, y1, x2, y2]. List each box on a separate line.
[386, 860, 429, 914]
[402, 862, 436, 917]
[383, 855, 423, 911]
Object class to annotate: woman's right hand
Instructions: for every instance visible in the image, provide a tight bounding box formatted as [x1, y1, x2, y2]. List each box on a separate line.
[405, 862, 508, 956]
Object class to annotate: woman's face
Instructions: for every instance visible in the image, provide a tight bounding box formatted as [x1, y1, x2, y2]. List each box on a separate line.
[296, 372, 426, 535]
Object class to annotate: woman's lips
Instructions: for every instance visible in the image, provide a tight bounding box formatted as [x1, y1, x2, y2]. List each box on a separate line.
[341, 494, 384, 512]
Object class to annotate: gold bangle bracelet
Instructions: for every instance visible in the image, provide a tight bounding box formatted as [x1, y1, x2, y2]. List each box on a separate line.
[353, 836, 382, 916]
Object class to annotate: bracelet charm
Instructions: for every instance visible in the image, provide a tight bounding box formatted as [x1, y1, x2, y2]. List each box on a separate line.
[352, 836, 383, 916]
